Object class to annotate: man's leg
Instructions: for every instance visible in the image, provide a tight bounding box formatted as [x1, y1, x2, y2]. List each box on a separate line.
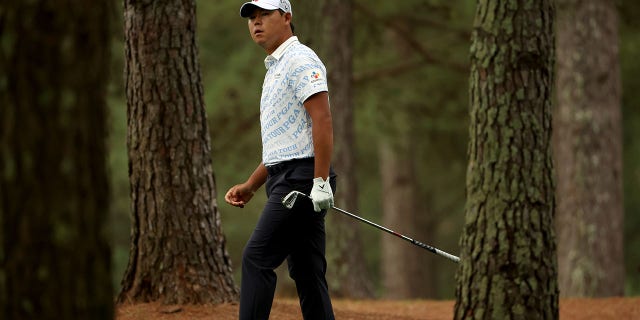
[287, 208, 335, 320]
[239, 192, 293, 320]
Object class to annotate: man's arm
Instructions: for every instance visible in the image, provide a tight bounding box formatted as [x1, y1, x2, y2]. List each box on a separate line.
[304, 91, 335, 212]
[245, 162, 269, 191]
[304, 91, 333, 179]
[224, 162, 268, 208]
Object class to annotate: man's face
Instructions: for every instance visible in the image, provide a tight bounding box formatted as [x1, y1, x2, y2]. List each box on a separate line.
[247, 8, 291, 53]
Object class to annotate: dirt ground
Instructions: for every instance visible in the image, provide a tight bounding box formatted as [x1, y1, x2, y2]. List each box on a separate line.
[117, 297, 640, 320]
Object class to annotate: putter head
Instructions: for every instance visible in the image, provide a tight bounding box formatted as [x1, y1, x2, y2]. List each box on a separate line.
[282, 190, 305, 209]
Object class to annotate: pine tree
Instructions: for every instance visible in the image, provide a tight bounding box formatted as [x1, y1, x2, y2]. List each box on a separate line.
[454, 0, 559, 318]
[117, 0, 238, 304]
[1, 1, 114, 318]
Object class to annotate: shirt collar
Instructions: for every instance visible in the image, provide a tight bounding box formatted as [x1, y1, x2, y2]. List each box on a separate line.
[264, 36, 299, 69]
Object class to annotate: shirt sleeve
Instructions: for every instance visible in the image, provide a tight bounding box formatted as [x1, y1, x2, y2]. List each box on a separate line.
[290, 55, 329, 103]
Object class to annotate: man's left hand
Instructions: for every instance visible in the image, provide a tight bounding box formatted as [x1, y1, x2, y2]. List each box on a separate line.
[310, 177, 333, 212]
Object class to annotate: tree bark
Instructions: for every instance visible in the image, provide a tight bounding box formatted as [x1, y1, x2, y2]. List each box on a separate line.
[323, 0, 375, 299]
[1, 1, 113, 318]
[117, 0, 238, 304]
[554, 0, 624, 297]
[454, 0, 559, 318]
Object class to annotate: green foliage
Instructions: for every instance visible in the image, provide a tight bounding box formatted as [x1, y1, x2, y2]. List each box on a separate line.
[352, 0, 473, 298]
[619, 3, 640, 294]
[197, 2, 265, 280]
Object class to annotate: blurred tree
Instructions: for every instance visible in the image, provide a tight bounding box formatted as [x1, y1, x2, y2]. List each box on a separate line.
[379, 136, 431, 298]
[454, 0, 559, 318]
[554, 0, 624, 297]
[117, 0, 238, 304]
[323, 0, 375, 298]
[377, 21, 435, 298]
[0, 1, 114, 319]
[353, 0, 471, 298]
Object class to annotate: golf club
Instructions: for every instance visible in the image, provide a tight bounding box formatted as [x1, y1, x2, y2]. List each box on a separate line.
[281, 190, 460, 263]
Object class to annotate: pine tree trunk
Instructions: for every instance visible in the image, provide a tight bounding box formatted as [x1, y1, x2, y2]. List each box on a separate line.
[1, 1, 113, 318]
[379, 139, 422, 299]
[323, 0, 375, 299]
[117, 0, 238, 304]
[554, 0, 624, 297]
[377, 20, 437, 299]
[454, 0, 559, 318]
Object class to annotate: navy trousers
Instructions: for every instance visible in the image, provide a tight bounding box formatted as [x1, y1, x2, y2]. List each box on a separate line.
[239, 158, 336, 320]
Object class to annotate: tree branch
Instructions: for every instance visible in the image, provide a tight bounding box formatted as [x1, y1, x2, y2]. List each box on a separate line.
[354, 59, 426, 85]
[353, 1, 468, 74]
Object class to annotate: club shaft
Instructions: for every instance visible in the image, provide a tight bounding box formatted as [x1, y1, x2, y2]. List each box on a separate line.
[330, 206, 460, 263]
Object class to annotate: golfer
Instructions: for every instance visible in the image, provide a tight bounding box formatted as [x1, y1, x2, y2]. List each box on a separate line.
[224, 0, 337, 319]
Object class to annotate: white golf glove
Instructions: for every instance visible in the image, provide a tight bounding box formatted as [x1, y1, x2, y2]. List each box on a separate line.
[310, 177, 333, 212]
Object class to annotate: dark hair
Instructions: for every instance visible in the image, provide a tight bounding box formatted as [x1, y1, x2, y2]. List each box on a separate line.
[278, 9, 295, 34]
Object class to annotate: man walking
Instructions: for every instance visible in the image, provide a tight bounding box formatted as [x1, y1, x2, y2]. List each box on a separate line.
[224, 0, 336, 319]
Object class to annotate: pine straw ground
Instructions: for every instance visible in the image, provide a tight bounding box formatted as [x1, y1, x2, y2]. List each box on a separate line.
[117, 297, 640, 320]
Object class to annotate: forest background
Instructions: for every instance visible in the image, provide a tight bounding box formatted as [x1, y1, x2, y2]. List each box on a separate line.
[103, 0, 640, 299]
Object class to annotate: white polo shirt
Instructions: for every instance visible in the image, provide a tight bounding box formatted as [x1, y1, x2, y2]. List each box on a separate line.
[260, 36, 329, 166]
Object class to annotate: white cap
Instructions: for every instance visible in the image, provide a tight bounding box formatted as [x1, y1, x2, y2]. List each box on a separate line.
[240, 0, 292, 18]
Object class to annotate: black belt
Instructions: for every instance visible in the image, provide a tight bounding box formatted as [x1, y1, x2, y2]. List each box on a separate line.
[266, 157, 314, 176]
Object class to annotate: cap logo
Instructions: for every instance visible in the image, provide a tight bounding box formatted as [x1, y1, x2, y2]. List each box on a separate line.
[280, 0, 291, 12]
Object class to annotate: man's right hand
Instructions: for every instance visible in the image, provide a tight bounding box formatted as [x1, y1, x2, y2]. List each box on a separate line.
[225, 183, 255, 208]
